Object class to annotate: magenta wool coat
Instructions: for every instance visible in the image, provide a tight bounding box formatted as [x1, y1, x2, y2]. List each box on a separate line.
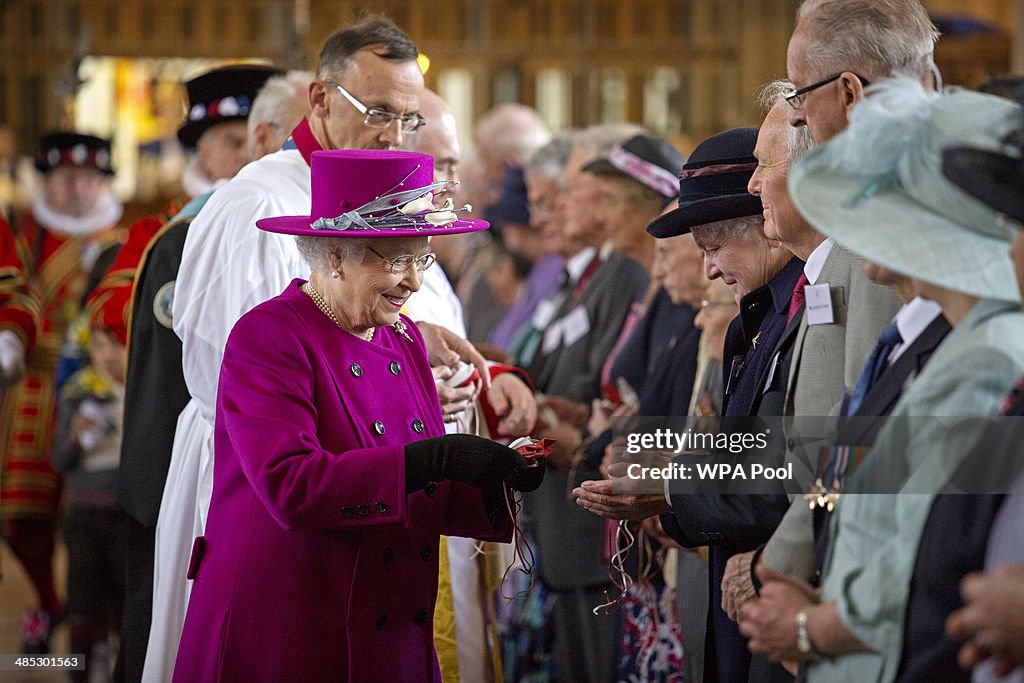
[172, 280, 511, 682]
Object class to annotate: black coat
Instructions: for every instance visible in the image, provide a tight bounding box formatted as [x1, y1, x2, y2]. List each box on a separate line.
[116, 217, 192, 527]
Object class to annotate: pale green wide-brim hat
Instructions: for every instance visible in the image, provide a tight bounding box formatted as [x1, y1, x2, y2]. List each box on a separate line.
[789, 80, 1023, 303]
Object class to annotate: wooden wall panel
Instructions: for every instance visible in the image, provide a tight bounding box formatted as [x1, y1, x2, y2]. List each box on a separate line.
[0, 0, 1017, 153]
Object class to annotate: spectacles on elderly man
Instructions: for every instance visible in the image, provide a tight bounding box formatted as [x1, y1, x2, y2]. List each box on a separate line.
[366, 245, 436, 273]
[323, 79, 426, 133]
[783, 72, 871, 110]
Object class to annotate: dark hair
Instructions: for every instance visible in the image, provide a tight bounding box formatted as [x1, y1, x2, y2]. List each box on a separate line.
[317, 15, 418, 77]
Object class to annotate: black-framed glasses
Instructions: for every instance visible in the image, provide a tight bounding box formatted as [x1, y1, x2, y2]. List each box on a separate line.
[323, 79, 426, 133]
[366, 245, 436, 273]
[783, 72, 871, 109]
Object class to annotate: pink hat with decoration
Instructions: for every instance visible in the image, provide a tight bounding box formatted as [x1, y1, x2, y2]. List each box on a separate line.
[257, 150, 490, 238]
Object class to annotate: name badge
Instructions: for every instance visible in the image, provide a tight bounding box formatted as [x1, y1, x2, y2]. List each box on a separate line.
[541, 319, 563, 355]
[804, 284, 834, 325]
[533, 296, 562, 329]
[561, 306, 591, 347]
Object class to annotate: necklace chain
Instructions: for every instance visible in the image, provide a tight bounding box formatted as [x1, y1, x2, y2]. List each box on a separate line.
[302, 282, 375, 341]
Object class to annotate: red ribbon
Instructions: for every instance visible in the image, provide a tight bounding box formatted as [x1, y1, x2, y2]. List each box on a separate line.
[515, 438, 557, 461]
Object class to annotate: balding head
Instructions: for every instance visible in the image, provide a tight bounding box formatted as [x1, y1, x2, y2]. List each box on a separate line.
[403, 89, 461, 187]
[473, 103, 551, 185]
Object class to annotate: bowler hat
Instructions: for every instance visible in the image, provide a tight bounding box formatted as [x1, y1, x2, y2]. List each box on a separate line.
[257, 150, 490, 238]
[790, 80, 1022, 303]
[647, 128, 762, 238]
[35, 132, 114, 175]
[583, 134, 686, 199]
[177, 64, 282, 148]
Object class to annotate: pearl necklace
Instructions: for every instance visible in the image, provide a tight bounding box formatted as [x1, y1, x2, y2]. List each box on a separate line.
[302, 282, 375, 342]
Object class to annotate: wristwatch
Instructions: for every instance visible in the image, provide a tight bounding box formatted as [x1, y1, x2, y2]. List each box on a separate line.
[796, 608, 824, 661]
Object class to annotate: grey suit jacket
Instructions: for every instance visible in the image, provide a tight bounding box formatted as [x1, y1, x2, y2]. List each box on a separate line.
[527, 249, 649, 590]
[532, 249, 649, 403]
[762, 243, 901, 577]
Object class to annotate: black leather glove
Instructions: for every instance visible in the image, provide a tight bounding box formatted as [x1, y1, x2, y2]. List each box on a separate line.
[404, 434, 544, 494]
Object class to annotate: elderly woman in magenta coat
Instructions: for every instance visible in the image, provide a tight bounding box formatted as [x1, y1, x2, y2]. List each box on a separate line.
[172, 150, 543, 682]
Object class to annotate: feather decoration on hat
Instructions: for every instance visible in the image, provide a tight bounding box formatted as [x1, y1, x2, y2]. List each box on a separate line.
[311, 179, 471, 231]
[814, 78, 940, 207]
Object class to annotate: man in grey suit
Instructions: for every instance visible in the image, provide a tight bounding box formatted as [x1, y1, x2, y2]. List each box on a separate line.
[724, 0, 938, 610]
[720, 84, 902, 621]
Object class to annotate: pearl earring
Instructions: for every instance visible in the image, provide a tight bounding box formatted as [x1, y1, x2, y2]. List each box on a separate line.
[331, 270, 340, 279]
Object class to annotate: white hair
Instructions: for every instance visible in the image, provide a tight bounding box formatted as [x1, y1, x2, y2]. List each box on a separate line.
[759, 80, 817, 162]
[693, 215, 767, 245]
[572, 123, 648, 161]
[294, 236, 368, 272]
[795, 0, 939, 82]
[247, 70, 313, 153]
[524, 132, 575, 181]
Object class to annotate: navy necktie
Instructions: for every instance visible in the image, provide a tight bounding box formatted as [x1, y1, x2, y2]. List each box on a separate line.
[846, 320, 903, 416]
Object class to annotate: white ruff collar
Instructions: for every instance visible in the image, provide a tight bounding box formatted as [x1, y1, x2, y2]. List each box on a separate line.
[31, 191, 123, 236]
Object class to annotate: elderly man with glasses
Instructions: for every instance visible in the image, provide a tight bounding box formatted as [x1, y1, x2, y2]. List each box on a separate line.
[743, 0, 939, 593]
[144, 16, 494, 683]
[784, 0, 939, 144]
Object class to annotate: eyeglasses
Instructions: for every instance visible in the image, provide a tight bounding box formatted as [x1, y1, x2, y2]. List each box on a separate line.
[783, 72, 871, 110]
[323, 79, 426, 133]
[366, 245, 436, 273]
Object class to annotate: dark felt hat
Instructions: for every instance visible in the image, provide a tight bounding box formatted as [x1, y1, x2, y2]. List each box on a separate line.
[35, 132, 114, 175]
[647, 127, 762, 238]
[177, 64, 283, 148]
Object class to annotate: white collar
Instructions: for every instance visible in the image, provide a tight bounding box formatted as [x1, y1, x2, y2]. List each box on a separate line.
[566, 246, 598, 283]
[889, 296, 943, 363]
[31, 191, 122, 236]
[181, 156, 230, 198]
[803, 237, 833, 284]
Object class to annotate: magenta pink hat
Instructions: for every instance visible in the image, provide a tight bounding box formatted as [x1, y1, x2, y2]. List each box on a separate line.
[257, 149, 489, 238]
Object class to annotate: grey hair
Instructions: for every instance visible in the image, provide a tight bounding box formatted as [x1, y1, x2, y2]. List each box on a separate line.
[759, 80, 817, 162]
[795, 0, 939, 82]
[524, 132, 575, 181]
[572, 123, 648, 160]
[474, 103, 553, 164]
[295, 236, 368, 272]
[248, 71, 313, 151]
[692, 215, 767, 245]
